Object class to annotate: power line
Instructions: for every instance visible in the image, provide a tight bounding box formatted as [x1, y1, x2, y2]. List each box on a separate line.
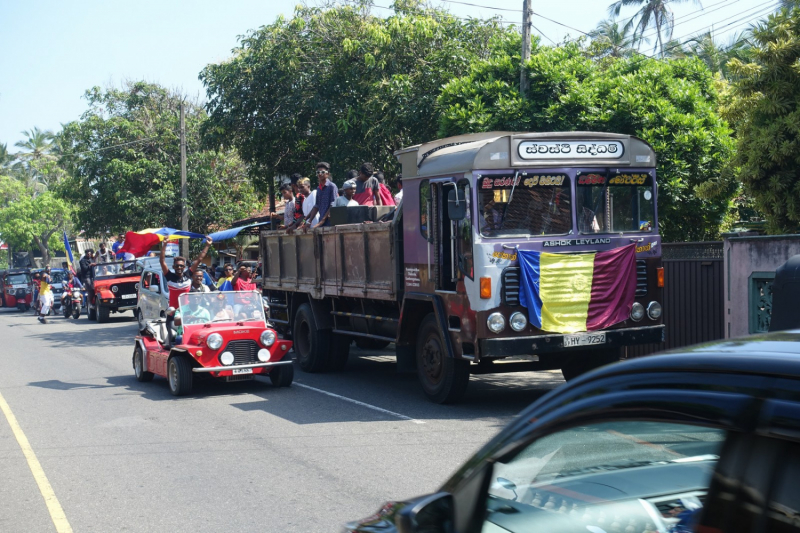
[60, 133, 177, 158]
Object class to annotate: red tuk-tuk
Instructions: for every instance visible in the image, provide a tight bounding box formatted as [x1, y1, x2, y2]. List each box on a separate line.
[1, 269, 33, 311]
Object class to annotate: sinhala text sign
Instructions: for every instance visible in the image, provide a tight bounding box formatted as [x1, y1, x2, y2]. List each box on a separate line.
[518, 140, 624, 160]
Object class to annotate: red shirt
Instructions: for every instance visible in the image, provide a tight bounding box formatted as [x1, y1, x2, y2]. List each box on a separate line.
[233, 277, 256, 292]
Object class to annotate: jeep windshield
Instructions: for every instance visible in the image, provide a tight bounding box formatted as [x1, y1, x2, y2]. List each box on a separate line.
[91, 261, 141, 279]
[577, 171, 655, 233]
[478, 173, 572, 238]
[178, 291, 265, 326]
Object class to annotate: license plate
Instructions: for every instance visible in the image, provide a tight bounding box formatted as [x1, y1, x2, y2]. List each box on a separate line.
[563, 332, 606, 348]
[232, 368, 253, 375]
[121, 294, 136, 299]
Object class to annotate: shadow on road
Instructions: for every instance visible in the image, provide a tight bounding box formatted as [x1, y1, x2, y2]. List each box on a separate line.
[24, 319, 138, 348]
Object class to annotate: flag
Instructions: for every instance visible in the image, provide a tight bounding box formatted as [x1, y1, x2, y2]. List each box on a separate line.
[119, 228, 206, 257]
[208, 222, 271, 242]
[217, 280, 233, 291]
[63, 232, 76, 274]
[518, 244, 637, 334]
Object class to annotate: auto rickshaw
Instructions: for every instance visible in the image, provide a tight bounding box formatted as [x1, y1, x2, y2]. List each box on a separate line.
[1, 269, 33, 311]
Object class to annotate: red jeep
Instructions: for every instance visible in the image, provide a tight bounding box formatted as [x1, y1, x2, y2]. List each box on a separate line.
[132, 291, 293, 396]
[88, 261, 141, 323]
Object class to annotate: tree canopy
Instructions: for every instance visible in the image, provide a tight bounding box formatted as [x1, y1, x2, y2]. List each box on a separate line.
[200, 0, 516, 184]
[437, 42, 735, 242]
[58, 82, 261, 236]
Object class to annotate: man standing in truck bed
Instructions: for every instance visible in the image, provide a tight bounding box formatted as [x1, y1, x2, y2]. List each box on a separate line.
[301, 162, 338, 229]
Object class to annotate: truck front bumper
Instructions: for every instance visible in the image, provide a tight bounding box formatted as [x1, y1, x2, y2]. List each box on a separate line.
[479, 324, 665, 358]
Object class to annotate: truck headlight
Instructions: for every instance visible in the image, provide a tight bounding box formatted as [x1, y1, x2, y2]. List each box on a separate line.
[219, 351, 234, 366]
[630, 302, 645, 322]
[510, 312, 528, 332]
[260, 330, 276, 347]
[257, 349, 270, 362]
[206, 333, 223, 350]
[487, 312, 506, 334]
[647, 301, 662, 320]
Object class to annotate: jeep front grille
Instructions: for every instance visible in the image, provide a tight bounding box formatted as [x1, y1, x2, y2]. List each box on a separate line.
[224, 340, 259, 365]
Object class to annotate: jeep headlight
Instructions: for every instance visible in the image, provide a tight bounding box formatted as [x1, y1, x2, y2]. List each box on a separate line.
[260, 330, 276, 347]
[487, 312, 506, 334]
[206, 333, 223, 350]
[257, 349, 270, 362]
[219, 351, 234, 366]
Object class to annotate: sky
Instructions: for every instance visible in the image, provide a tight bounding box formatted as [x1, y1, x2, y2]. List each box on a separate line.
[0, 0, 779, 152]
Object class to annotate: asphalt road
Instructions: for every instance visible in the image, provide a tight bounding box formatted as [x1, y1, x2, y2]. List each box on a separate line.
[0, 307, 563, 533]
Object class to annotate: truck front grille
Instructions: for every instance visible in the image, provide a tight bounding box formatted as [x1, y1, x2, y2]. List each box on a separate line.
[636, 260, 647, 296]
[502, 268, 521, 306]
[225, 340, 259, 365]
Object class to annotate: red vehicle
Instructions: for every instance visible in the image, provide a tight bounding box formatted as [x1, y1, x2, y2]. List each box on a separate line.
[1, 269, 33, 311]
[88, 261, 141, 323]
[132, 291, 294, 396]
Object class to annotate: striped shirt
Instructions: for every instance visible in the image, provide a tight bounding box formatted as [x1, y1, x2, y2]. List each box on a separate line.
[165, 269, 193, 308]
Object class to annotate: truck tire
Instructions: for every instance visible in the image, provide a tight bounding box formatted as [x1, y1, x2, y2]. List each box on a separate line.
[327, 333, 351, 372]
[269, 363, 294, 387]
[293, 303, 330, 373]
[133, 345, 154, 382]
[560, 347, 621, 381]
[355, 338, 391, 350]
[168, 356, 193, 396]
[416, 314, 469, 404]
[97, 305, 110, 323]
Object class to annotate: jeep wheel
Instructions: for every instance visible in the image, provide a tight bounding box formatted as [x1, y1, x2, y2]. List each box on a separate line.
[416, 314, 469, 404]
[269, 363, 294, 387]
[168, 356, 193, 396]
[87, 305, 97, 321]
[133, 345, 154, 382]
[97, 306, 110, 323]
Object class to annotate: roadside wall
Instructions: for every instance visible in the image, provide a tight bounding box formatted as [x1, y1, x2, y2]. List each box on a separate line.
[723, 234, 800, 338]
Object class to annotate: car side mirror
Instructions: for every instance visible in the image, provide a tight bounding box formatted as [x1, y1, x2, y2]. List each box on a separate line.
[166, 306, 176, 317]
[447, 189, 466, 221]
[152, 285, 160, 294]
[395, 493, 454, 533]
[496, 477, 518, 501]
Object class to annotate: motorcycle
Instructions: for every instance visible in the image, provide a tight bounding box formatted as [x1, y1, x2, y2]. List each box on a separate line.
[15, 288, 29, 312]
[61, 289, 83, 319]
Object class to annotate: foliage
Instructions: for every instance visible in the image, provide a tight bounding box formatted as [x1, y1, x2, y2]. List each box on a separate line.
[58, 82, 261, 236]
[199, 0, 517, 185]
[725, 6, 800, 232]
[607, 0, 698, 57]
[438, 43, 735, 242]
[588, 19, 636, 58]
[0, 186, 71, 264]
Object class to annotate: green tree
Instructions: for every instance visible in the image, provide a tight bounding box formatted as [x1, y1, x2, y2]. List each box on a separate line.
[607, 0, 698, 57]
[0, 186, 71, 265]
[726, 7, 800, 232]
[200, 1, 515, 185]
[438, 43, 735, 242]
[59, 82, 261, 236]
[589, 19, 636, 57]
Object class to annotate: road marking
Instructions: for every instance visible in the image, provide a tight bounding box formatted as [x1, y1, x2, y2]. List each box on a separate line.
[0, 392, 73, 533]
[293, 382, 425, 424]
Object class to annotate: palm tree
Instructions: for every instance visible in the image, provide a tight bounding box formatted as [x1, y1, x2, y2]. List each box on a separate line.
[0, 143, 14, 169]
[677, 31, 752, 78]
[607, 0, 700, 57]
[14, 127, 55, 161]
[590, 19, 637, 57]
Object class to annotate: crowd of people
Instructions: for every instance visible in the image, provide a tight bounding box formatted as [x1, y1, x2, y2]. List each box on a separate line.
[275, 162, 402, 231]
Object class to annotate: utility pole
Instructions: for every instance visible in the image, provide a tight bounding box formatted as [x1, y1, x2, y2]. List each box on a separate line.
[180, 103, 188, 258]
[520, 0, 532, 97]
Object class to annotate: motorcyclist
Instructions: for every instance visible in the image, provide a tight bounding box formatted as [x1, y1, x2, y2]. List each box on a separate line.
[62, 272, 83, 315]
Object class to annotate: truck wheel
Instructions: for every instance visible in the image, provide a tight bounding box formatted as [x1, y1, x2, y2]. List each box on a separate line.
[355, 338, 391, 350]
[168, 356, 193, 396]
[327, 333, 351, 372]
[416, 314, 469, 404]
[293, 303, 330, 373]
[269, 363, 294, 387]
[560, 347, 621, 381]
[97, 306, 110, 323]
[133, 345, 154, 382]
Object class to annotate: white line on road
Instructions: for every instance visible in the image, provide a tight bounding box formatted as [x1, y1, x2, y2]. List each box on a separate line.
[0, 391, 73, 533]
[293, 382, 425, 424]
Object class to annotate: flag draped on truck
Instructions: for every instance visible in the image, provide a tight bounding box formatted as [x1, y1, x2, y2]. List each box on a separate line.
[518, 244, 637, 334]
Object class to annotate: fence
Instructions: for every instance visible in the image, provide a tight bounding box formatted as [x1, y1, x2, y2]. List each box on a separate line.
[625, 242, 725, 358]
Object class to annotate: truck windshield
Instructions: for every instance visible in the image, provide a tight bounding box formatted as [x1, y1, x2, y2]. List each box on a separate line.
[577, 172, 655, 233]
[178, 291, 265, 326]
[478, 173, 571, 237]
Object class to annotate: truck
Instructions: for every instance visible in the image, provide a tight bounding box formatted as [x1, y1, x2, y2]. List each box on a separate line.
[260, 131, 665, 403]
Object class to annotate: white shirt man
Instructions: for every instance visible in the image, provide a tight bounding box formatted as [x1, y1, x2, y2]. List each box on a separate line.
[302, 189, 320, 226]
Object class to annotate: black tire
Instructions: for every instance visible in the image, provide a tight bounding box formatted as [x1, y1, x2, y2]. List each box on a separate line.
[293, 303, 330, 373]
[133, 345, 154, 382]
[327, 333, 351, 372]
[88, 305, 97, 321]
[560, 347, 622, 381]
[73, 305, 80, 320]
[168, 356, 193, 396]
[63, 304, 70, 319]
[354, 338, 391, 350]
[269, 363, 294, 387]
[136, 308, 146, 333]
[416, 314, 470, 404]
[97, 305, 110, 323]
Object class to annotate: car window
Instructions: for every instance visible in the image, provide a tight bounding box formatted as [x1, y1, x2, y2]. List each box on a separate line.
[765, 439, 800, 533]
[152, 273, 161, 291]
[482, 421, 726, 533]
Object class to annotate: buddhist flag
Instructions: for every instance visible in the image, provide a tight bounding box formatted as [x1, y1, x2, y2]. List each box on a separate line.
[518, 244, 637, 334]
[63, 231, 76, 274]
[119, 228, 206, 258]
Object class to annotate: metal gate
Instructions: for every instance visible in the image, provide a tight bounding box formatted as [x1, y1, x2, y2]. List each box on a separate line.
[625, 242, 724, 358]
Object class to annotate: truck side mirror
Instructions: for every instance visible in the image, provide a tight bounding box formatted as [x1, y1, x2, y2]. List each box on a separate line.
[395, 492, 454, 533]
[447, 189, 466, 221]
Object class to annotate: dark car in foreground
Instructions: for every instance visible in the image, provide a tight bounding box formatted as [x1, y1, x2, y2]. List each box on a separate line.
[346, 330, 800, 533]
